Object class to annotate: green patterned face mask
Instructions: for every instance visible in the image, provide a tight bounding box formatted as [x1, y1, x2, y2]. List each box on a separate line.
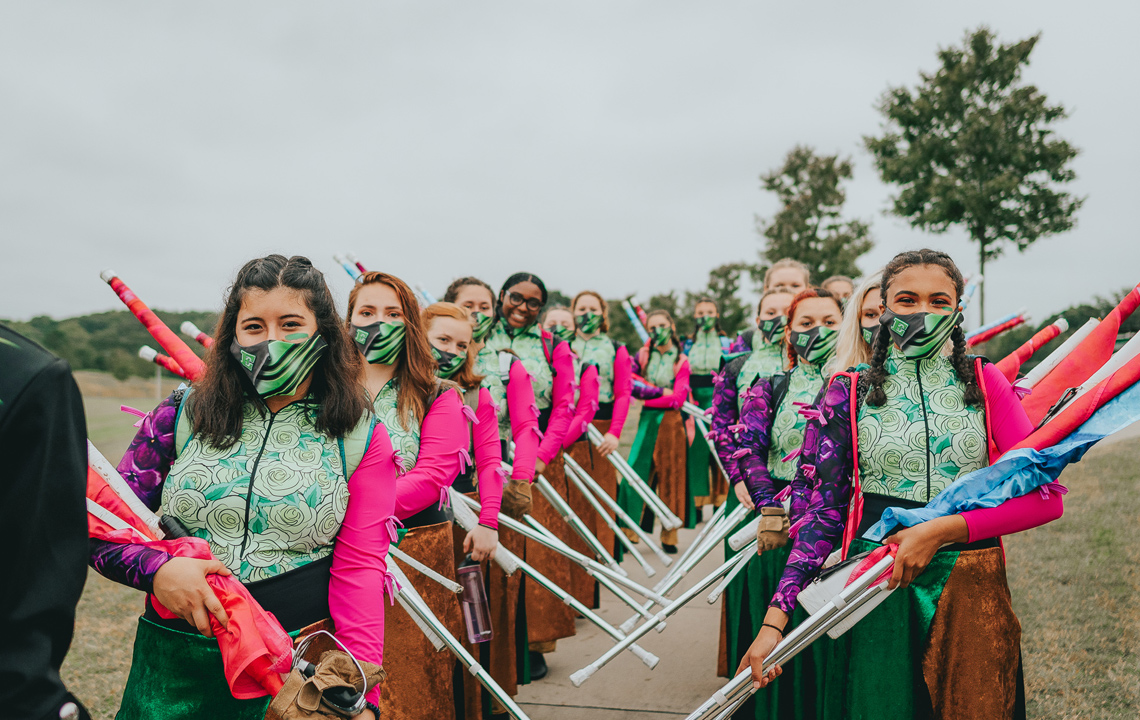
[651, 325, 672, 346]
[861, 323, 882, 349]
[549, 325, 575, 343]
[575, 312, 602, 334]
[352, 321, 406, 365]
[758, 316, 787, 344]
[471, 312, 493, 342]
[432, 346, 466, 378]
[696, 316, 717, 332]
[788, 325, 837, 365]
[230, 332, 328, 398]
[880, 309, 962, 360]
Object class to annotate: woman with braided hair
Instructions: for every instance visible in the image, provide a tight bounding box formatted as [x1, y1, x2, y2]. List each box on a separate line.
[742, 249, 1065, 720]
[684, 297, 732, 517]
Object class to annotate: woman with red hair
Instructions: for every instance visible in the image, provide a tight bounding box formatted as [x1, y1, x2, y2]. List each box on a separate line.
[347, 271, 468, 720]
[727, 287, 843, 720]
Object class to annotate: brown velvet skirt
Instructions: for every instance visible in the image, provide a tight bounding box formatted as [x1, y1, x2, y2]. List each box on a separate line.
[376, 520, 463, 720]
[524, 452, 577, 646]
[653, 410, 688, 540]
[451, 498, 525, 718]
[565, 432, 617, 608]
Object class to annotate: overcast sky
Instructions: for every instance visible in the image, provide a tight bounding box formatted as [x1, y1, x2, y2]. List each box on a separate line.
[2, 1, 1136, 329]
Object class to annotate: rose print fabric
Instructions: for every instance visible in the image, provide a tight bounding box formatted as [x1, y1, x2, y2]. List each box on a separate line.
[372, 378, 422, 468]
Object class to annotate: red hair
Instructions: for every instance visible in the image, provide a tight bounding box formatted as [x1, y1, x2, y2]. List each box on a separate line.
[421, 302, 485, 391]
[783, 287, 842, 368]
[347, 271, 437, 426]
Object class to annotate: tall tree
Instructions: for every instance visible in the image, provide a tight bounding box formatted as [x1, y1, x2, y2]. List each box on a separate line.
[755, 145, 873, 284]
[864, 26, 1083, 322]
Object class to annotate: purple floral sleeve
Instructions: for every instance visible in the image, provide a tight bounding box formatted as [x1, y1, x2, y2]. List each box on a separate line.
[728, 333, 749, 354]
[737, 376, 780, 508]
[770, 376, 855, 614]
[709, 365, 744, 485]
[89, 392, 182, 592]
[630, 352, 664, 400]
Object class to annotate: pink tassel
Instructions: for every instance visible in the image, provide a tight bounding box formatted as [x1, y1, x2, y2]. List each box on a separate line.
[456, 447, 473, 471]
[392, 453, 409, 476]
[1038, 482, 1069, 499]
[437, 487, 452, 510]
[383, 516, 404, 543]
[489, 400, 502, 416]
[382, 571, 399, 605]
[120, 404, 147, 428]
[461, 404, 479, 423]
[781, 448, 801, 463]
[730, 448, 750, 459]
[795, 402, 823, 423]
[495, 466, 510, 485]
[728, 423, 747, 435]
[1012, 385, 1033, 400]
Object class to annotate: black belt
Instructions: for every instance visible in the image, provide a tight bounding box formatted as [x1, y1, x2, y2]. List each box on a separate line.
[452, 467, 477, 495]
[144, 553, 333, 633]
[594, 401, 614, 421]
[690, 374, 714, 389]
[857, 493, 999, 551]
[403, 502, 450, 529]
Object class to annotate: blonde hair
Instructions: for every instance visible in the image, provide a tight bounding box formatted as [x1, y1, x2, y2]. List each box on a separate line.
[825, 272, 882, 376]
[763, 258, 811, 291]
[421, 302, 485, 391]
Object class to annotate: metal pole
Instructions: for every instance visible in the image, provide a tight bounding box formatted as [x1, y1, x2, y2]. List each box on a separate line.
[586, 424, 682, 529]
[533, 473, 621, 572]
[562, 454, 661, 574]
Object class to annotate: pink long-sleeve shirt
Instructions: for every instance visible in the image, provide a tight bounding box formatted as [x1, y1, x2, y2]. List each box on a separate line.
[606, 346, 634, 439]
[505, 358, 541, 482]
[959, 361, 1065, 541]
[633, 345, 691, 411]
[563, 362, 600, 449]
[537, 333, 576, 463]
[329, 427, 399, 704]
[470, 387, 505, 527]
[393, 388, 470, 520]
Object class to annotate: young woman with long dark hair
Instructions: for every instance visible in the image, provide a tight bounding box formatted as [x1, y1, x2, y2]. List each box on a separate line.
[625, 309, 691, 553]
[347, 271, 468, 720]
[684, 297, 731, 518]
[94, 255, 395, 718]
[743, 250, 1065, 720]
[483, 272, 577, 674]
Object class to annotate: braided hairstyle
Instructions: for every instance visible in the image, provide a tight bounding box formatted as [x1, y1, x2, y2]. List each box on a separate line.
[863, 249, 981, 408]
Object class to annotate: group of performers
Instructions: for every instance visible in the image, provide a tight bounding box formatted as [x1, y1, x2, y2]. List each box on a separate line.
[84, 247, 1063, 720]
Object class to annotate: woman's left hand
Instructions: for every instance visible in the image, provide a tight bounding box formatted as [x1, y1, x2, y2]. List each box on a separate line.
[464, 525, 499, 562]
[881, 515, 967, 589]
[597, 433, 620, 456]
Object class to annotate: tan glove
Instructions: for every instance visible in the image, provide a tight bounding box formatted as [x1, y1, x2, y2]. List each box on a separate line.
[501, 479, 533, 520]
[755, 506, 790, 554]
[267, 649, 385, 719]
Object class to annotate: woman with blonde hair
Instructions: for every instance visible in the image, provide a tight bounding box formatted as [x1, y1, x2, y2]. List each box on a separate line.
[825, 273, 883, 376]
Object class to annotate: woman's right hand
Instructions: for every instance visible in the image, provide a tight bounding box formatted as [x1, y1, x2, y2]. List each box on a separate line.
[735, 608, 788, 689]
[734, 482, 754, 509]
[152, 557, 232, 637]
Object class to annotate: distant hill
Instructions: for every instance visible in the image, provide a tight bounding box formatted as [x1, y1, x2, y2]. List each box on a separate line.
[2, 310, 218, 380]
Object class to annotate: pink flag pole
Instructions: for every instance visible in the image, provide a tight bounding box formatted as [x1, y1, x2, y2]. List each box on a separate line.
[180, 320, 214, 349]
[101, 271, 206, 381]
[995, 318, 1069, 382]
[138, 345, 190, 380]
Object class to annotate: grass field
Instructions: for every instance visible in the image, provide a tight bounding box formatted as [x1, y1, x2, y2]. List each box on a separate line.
[66, 381, 1138, 718]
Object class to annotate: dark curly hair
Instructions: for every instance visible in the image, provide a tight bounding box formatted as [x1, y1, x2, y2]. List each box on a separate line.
[193, 255, 367, 449]
[863, 249, 981, 408]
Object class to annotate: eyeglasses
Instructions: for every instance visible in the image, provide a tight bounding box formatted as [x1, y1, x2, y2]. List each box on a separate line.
[506, 291, 543, 311]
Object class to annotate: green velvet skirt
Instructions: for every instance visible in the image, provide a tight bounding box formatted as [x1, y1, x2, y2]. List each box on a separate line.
[686, 385, 716, 503]
[115, 617, 274, 720]
[619, 408, 697, 539]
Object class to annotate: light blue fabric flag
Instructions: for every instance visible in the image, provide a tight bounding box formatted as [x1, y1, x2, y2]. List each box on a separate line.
[865, 380, 1140, 541]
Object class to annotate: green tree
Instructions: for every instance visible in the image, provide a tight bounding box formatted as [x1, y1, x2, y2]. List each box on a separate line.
[755, 145, 873, 284]
[864, 26, 1083, 323]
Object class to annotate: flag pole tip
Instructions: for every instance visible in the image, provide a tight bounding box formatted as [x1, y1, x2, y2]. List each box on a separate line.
[99, 269, 117, 283]
[138, 346, 158, 361]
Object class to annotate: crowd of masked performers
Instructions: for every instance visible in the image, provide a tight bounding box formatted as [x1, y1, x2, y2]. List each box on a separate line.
[86, 248, 1062, 720]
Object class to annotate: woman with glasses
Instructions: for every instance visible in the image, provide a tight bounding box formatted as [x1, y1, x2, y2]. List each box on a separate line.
[484, 272, 578, 678]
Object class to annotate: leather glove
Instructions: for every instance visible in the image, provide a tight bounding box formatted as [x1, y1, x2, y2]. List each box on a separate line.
[501, 479, 533, 520]
[755, 506, 790, 554]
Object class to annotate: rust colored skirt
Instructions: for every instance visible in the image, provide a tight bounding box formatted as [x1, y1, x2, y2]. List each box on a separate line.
[377, 520, 464, 720]
[451, 497, 527, 718]
[626, 409, 687, 544]
[565, 429, 620, 608]
[525, 452, 577, 646]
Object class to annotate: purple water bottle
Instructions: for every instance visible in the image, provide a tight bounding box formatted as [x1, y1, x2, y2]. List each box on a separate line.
[457, 555, 494, 644]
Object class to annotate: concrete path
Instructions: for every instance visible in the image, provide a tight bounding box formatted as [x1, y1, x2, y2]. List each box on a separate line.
[514, 521, 732, 719]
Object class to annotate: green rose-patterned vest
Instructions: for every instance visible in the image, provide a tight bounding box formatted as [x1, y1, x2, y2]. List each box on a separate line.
[767, 361, 826, 483]
[856, 347, 987, 502]
[167, 395, 373, 583]
[485, 321, 553, 410]
[572, 334, 617, 403]
[371, 377, 422, 468]
[646, 346, 679, 389]
[688, 328, 723, 376]
[737, 342, 785, 413]
[475, 346, 514, 442]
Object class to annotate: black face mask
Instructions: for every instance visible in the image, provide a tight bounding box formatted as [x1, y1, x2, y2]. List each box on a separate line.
[758, 316, 787, 344]
[788, 326, 838, 365]
[861, 323, 882, 350]
[880, 308, 963, 360]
